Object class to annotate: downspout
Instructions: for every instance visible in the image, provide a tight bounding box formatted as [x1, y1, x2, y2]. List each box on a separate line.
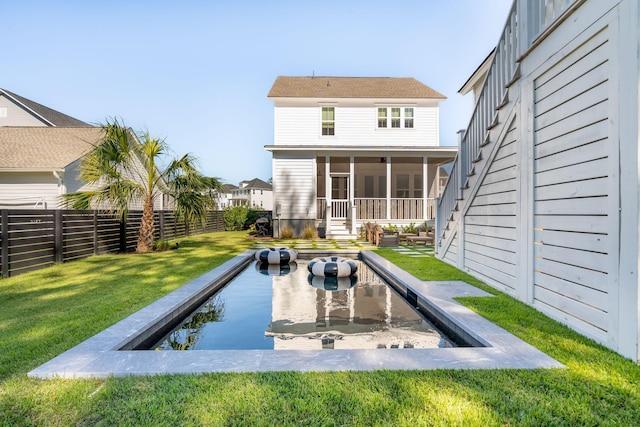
[53, 170, 65, 209]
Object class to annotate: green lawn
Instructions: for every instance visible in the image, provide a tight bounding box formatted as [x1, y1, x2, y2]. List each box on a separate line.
[1, 233, 638, 426]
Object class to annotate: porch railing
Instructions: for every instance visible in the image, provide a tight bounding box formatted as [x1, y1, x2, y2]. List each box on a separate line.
[390, 198, 424, 220]
[332, 200, 349, 219]
[355, 198, 386, 220]
[318, 197, 437, 222]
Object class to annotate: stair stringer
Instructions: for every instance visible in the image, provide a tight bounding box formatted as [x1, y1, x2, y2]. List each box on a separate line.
[437, 102, 518, 263]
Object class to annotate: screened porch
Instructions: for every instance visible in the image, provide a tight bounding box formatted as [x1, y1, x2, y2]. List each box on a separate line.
[316, 156, 447, 225]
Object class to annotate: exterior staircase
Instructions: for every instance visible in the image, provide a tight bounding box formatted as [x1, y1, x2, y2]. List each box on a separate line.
[436, 1, 519, 259]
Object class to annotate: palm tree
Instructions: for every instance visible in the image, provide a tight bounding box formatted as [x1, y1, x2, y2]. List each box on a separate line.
[63, 118, 217, 253]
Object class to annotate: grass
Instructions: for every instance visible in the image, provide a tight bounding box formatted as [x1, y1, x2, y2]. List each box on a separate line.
[0, 233, 638, 426]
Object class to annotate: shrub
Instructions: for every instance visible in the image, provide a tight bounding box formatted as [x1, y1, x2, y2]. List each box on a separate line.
[153, 239, 175, 251]
[280, 226, 294, 239]
[224, 206, 249, 231]
[385, 224, 398, 232]
[403, 222, 418, 234]
[302, 223, 317, 239]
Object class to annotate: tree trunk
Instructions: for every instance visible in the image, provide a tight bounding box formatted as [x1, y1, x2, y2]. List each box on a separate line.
[137, 195, 155, 253]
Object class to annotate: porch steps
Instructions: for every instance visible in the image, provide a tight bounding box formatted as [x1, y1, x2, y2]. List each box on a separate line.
[326, 221, 357, 240]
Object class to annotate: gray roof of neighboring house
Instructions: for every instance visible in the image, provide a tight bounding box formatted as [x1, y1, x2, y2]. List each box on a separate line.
[240, 178, 272, 190]
[0, 127, 104, 169]
[221, 183, 238, 192]
[268, 76, 446, 99]
[0, 88, 91, 127]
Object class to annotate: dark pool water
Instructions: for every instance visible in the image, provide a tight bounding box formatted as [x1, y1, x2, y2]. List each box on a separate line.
[152, 259, 454, 351]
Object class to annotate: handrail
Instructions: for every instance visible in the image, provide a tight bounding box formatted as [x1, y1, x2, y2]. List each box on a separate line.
[436, 0, 581, 249]
[437, 0, 519, 245]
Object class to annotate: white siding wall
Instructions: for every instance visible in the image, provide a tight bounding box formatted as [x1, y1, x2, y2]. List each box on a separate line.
[273, 100, 440, 147]
[464, 123, 518, 293]
[439, 0, 640, 360]
[249, 189, 273, 210]
[273, 154, 315, 219]
[0, 95, 48, 126]
[531, 20, 616, 344]
[0, 172, 60, 208]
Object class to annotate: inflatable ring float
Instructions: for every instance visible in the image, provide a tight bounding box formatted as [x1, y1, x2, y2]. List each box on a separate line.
[255, 247, 298, 265]
[307, 256, 358, 278]
[255, 261, 297, 276]
[308, 274, 357, 291]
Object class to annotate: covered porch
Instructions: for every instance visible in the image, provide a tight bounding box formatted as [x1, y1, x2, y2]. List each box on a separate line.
[316, 154, 453, 238]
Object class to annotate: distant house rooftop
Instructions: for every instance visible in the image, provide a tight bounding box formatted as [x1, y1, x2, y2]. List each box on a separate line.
[239, 178, 272, 190]
[0, 127, 103, 170]
[268, 76, 446, 99]
[0, 88, 91, 127]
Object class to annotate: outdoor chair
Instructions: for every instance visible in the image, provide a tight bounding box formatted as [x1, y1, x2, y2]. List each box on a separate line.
[377, 229, 400, 247]
[255, 218, 270, 237]
[407, 230, 434, 246]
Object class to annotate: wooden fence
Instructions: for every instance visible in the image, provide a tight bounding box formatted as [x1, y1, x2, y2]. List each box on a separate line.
[0, 209, 225, 278]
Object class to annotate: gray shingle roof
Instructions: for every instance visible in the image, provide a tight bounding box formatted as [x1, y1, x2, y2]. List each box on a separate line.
[240, 178, 272, 190]
[0, 88, 91, 127]
[268, 76, 446, 99]
[0, 127, 104, 169]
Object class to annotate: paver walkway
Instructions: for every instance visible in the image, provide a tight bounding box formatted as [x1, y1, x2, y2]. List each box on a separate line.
[250, 238, 433, 257]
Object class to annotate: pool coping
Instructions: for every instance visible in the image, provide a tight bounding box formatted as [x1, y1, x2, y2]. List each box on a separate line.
[28, 250, 564, 378]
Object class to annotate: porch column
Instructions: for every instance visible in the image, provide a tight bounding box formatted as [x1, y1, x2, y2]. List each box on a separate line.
[350, 156, 357, 235]
[325, 156, 332, 236]
[423, 156, 429, 220]
[386, 157, 391, 220]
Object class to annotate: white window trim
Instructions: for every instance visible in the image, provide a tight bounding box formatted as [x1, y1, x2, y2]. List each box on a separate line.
[375, 106, 416, 130]
[320, 105, 337, 137]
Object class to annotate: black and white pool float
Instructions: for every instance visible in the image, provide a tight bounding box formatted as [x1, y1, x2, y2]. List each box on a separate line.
[308, 274, 357, 291]
[254, 247, 298, 265]
[307, 256, 358, 278]
[255, 261, 297, 276]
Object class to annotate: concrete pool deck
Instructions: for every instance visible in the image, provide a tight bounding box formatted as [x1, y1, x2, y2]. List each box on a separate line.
[29, 250, 563, 379]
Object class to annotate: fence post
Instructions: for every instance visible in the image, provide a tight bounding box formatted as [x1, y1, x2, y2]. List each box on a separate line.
[93, 211, 98, 255]
[119, 215, 126, 252]
[1, 210, 8, 278]
[54, 210, 63, 263]
[158, 210, 165, 241]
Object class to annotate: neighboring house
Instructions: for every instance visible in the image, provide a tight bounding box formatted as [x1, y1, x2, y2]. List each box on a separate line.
[229, 178, 273, 210]
[0, 87, 91, 127]
[0, 89, 165, 210]
[214, 183, 237, 209]
[267, 76, 457, 238]
[436, 0, 640, 362]
[0, 127, 103, 208]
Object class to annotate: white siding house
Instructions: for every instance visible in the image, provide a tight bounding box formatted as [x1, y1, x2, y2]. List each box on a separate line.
[267, 76, 457, 238]
[0, 89, 165, 210]
[229, 178, 273, 210]
[436, 0, 640, 362]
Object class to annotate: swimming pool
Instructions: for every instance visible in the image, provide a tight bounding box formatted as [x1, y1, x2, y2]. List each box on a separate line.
[150, 259, 454, 351]
[28, 250, 564, 378]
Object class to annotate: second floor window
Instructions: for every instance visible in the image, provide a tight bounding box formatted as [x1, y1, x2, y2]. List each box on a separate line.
[322, 107, 335, 136]
[404, 108, 414, 128]
[391, 108, 401, 128]
[377, 108, 387, 127]
[377, 107, 414, 129]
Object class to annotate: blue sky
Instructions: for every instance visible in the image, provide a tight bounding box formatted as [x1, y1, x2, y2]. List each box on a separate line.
[4, 0, 513, 185]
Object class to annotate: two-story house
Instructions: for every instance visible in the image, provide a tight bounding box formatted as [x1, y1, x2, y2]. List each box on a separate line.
[266, 76, 457, 238]
[0, 88, 166, 210]
[229, 178, 273, 210]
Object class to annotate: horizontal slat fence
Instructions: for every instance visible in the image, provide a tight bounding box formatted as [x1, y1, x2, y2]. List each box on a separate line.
[0, 209, 226, 278]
